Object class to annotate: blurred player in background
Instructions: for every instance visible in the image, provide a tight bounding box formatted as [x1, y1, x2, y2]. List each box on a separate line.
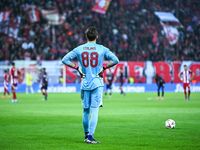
[41, 68, 48, 100]
[1, 70, 11, 98]
[105, 69, 116, 97]
[62, 27, 119, 144]
[178, 65, 195, 100]
[119, 67, 125, 96]
[26, 71, 34, 94]
[155, 74, 165, 100]
[9, 62, 21, 103]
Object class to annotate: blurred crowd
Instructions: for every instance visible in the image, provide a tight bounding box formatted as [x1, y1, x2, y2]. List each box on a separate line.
[0, 0, 199, 62]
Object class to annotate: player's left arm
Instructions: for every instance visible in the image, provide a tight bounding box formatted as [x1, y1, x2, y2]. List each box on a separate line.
[190, 71, 195, 81]
[104, 50, 119, 68]
[62, 51, 77, 67]
[62, 50, 85, 78]
[155, 77, 159, 85]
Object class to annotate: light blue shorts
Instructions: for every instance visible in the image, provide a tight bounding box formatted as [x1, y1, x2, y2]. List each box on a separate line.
[81, 86, 103, 108]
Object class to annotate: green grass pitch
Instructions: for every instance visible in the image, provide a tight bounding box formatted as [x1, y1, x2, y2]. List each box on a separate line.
[0, 92, 200, 150]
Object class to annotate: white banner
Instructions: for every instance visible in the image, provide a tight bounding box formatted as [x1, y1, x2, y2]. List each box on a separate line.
[8, 16, 21, 39]
[41, 9, 65, 25]
[161, 22, 179, 45]
[154, 12, 180, 22]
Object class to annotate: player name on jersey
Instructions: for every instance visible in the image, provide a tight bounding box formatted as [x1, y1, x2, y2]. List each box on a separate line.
[83, 47, 96, 50]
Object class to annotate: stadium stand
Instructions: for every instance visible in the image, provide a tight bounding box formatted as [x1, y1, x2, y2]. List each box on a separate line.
[0, 0, 199, 62]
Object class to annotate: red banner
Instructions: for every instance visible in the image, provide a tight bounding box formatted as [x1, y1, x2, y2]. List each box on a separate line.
[0, 11, 11, 22]
[25, 5, 40, 23]
[64, 61, 200, 83]
[92, 0, 111, 15]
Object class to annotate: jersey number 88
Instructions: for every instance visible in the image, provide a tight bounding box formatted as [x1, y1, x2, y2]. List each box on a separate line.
[81, 52, 98, 68]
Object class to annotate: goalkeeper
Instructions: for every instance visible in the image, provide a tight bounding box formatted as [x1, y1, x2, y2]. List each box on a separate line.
[26, 71, 34, 94]
[62, 27, 119, 144]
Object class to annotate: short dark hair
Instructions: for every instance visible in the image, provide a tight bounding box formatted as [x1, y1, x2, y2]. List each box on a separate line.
[86, 27, 98, 41]
[4, 70, 7, 73]
[42, 68, 46, 71]
[184, 65, 187, 67]
[12, 62, 15, 66]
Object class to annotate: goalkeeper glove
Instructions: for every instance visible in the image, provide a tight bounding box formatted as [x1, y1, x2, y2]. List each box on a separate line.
[74, 64, 85, 78]
[97, 65, 108, 78]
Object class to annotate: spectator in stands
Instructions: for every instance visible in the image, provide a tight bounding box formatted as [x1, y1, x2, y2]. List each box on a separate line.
[0, 0, 199, 62]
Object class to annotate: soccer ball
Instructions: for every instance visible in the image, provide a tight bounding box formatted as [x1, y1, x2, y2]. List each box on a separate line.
[165, 119, 175, 129]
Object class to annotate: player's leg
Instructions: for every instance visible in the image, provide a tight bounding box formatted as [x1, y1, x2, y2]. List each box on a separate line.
[161, 84, 164, 100]
[1, 87, 6, 98]
[83, 108, 90, 140]
[87, 106, 99, 143]
[26, 85, 29, 94]
[11, 84, 17, 103]
[157, 85, 161, 100]
[120, 83, 125, 96]
[87, 87, 103, 144]
[41, 87, 44, 95]
[5, 85, 10, 98]
[187, 84, 190, 100]
[11, 88, 16, 103]
[44, 84, 48, 100]
[7, 89, 11, 98]
[105, 85, 108, 97]
[81, 90, 91, 141]
[30, 85, 34, 94]
[108, 85, 112, 97]
[119, 84, 122, 94]
[4, 84, 11, 98]
[183, 83, 187, 100]
[44, 89, 47, 100]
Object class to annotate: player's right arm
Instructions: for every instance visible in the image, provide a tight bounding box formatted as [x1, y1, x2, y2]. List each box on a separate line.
[178, 72, 183, 81]
[98, 47, 119, 76]
[104, 48, 119, 68]
[9, 69, 13, 80]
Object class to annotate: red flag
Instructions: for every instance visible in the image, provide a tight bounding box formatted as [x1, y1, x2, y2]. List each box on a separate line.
[92, 0, 111, 15]
[0, 11, 11, 22]
[25, 5, 40, 23]
[153, 32, 158, 43]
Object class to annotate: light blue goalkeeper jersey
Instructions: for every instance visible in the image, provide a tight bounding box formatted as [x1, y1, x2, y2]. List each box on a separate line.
[62, 42, 119, 90]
